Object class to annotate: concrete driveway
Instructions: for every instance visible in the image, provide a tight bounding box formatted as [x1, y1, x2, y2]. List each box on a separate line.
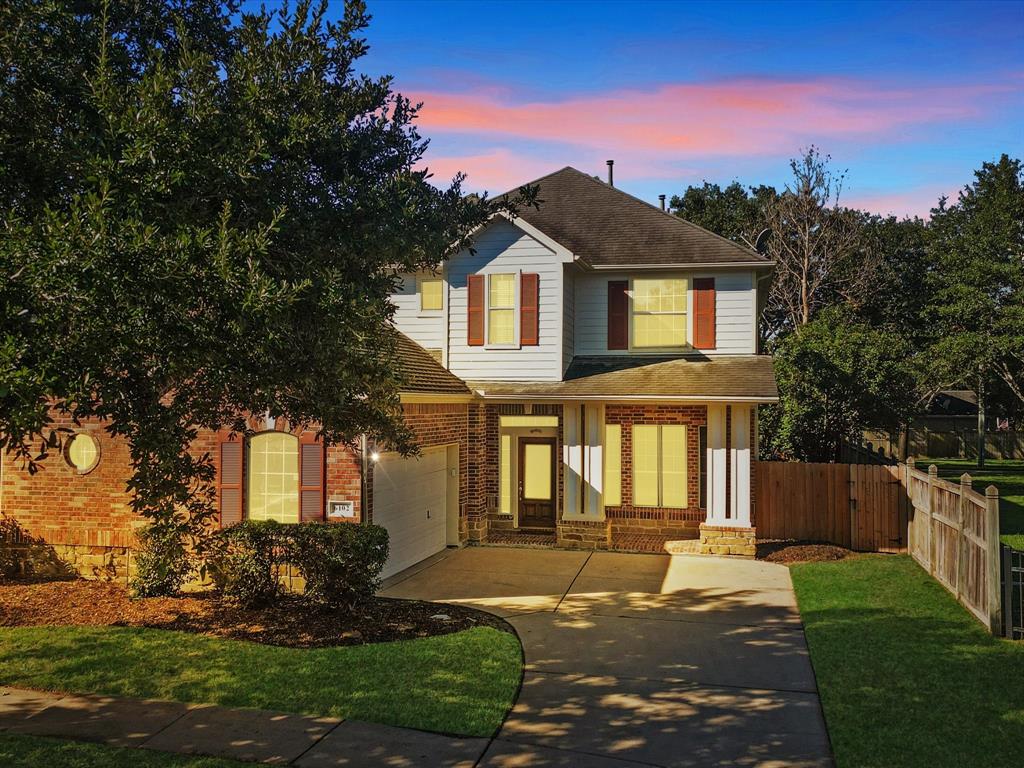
[381, 547, 832, 767]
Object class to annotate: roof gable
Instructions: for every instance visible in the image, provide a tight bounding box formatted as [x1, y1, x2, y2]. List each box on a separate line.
[500, 166, 768, 268]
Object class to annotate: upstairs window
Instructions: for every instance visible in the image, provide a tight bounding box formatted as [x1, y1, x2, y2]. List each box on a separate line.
[419, 277, 443, 311]
[488, 273, 516, 345]
[632, 278, 687, 348]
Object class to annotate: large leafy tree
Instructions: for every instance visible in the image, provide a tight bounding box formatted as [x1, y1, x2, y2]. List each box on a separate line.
[763, 308, 919, 461]
[925, 154, 1024, 462]
[0, 0, 532, 589]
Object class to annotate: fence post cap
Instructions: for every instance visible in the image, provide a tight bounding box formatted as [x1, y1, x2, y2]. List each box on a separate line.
[960, 472, 973, 486]
[928, 464, 939, 476]
[907, 457, 916, 467]
[986, 485, 1000, 498]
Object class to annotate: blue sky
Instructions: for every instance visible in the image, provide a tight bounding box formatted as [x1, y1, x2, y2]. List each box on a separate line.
[334, 0, 1023, 217]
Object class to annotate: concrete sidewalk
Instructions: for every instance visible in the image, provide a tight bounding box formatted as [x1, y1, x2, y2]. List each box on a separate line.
[0, 687, 489, 766]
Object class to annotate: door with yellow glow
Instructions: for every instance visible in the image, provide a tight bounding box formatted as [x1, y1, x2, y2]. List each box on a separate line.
[518, 437, 556, 528]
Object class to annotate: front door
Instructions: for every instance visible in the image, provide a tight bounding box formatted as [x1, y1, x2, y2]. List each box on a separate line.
[518, 437, 556, 528]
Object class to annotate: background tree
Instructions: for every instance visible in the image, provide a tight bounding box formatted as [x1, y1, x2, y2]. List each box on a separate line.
[762, 308, 919, 461]
[925, 155, 1024, 465]
[670, 181, 776, 247]
[671, 148, 926, 460]
[0, 0, 533, 593]
[760, 147, 870, 340]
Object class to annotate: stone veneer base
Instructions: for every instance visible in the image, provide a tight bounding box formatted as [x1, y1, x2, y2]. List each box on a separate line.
[698, 524, 757, 557]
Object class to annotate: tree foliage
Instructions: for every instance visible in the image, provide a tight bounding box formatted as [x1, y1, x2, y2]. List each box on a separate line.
[0, 0, 533, 590]
[925, 155, 1024, 418]
[762, 309, 919, 462]
[672, 148, 935, 460]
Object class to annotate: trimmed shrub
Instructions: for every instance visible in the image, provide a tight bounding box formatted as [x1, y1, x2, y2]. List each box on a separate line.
[208, 520, 286, 607]
[131, 524, 193, 597]
[207, 521, 389, 611]
[290, 523, 389, 610]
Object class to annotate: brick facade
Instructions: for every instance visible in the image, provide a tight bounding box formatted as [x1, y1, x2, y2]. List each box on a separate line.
[1, 399, 758, 579]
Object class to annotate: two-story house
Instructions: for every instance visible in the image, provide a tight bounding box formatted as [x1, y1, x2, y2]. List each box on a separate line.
[385, 167, 777, 566]
[0, 167, 777, 583]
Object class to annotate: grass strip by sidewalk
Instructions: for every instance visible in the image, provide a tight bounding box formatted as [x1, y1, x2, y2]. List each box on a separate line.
[0, 732, 243, 768]
[0, 625, 520, 738]
[791, 554, 1024, 768]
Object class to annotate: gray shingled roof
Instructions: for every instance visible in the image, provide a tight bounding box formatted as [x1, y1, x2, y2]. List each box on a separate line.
[395, 333, 470, 395]
[501, 167, 769, 267]
[469, 355, 778, 401]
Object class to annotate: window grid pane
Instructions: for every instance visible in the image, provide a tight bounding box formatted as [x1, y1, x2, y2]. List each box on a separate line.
[660, 425, 687, 508]
[489, 274, 515, 308]
[604, 424, 621, 507]
[632, 425, 660, 507]
[420, 278, 442, 311]
[500, 434, 512, 514]
[488, 308, 515, 344]
[247, 432, 299, 523]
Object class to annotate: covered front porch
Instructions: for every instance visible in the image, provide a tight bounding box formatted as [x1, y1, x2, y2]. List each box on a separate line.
[476, 398, 760, 555]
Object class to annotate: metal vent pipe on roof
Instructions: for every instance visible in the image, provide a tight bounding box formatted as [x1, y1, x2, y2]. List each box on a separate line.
[659, 194, 666, 211]
[606, 159, 614, 186]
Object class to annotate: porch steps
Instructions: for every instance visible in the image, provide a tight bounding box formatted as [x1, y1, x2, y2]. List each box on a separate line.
[481, 530, 557, 548]
[609, 534, 702, 555]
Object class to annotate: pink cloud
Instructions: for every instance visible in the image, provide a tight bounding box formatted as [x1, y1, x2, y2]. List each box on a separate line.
[420, 149, 695, 194]
[411, 76, 1017, 158]
[419, 149, 560, 193]
[844, 184, 958, 219]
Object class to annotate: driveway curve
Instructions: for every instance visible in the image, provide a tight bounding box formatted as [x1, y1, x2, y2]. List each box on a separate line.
[381, 547, 833, 767]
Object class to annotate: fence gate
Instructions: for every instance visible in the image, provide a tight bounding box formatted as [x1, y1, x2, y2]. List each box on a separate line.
[1003, 545, 1024, 640]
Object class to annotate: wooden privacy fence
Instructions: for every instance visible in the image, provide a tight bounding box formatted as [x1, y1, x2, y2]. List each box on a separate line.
[906, 459, 1002, 633]
[755, 461, 909, 552]
[755, 458, 1005, 634]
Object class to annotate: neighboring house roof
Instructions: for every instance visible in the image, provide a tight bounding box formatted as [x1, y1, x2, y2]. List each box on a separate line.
[395, 333, 470, 395]
[499, 166, 769, 268]
[926, 390, 978, 417]
[468, 355, 778, 402]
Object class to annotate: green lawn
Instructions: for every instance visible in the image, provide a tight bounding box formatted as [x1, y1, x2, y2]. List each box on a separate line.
[0, 733, 243, 768]
[0, 626, 520, 738]
[791, 554, 1024, 768]
[921, 458, 1024, 548]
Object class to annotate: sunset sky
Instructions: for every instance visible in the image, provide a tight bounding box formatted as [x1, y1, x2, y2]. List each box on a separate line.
[343, 0, 1022, 218]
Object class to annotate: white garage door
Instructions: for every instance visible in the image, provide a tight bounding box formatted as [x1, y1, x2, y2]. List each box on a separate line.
[373, 447, 449, 579]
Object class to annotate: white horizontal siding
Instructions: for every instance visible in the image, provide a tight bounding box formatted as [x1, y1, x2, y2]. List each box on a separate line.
[447, 220, 564, 381]
[713, 271, 756, 354]
[390, 272, 446, 354]
[563, 266, 575, 375]
[574, 269, 757, 356]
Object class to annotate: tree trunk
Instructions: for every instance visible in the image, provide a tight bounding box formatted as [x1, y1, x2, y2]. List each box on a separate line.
[977, 377, 986, 469]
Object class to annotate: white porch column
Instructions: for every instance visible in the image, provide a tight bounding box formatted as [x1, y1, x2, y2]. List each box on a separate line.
[729, 404, 752, 528]
[706, 403, 728, 525]
[582, 403, 605, 517]
[562, 401, 582, 517]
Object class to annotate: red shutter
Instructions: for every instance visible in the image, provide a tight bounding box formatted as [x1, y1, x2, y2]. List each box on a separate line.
[607, 280, 629, 350]
[693, 277, 716, 350]
[467, 274, 485, 346]
[217, 432, 244, 528]
[299, 431, 325, 522]
[520, 273, 539, 346]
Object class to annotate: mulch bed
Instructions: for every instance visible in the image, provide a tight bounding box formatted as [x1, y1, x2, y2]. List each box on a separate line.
[0, 579, 510, 648]
[757, 540, 854, 564]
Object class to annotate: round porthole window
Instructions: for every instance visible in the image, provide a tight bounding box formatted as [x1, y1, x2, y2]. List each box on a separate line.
[65, 433, 100, 474]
